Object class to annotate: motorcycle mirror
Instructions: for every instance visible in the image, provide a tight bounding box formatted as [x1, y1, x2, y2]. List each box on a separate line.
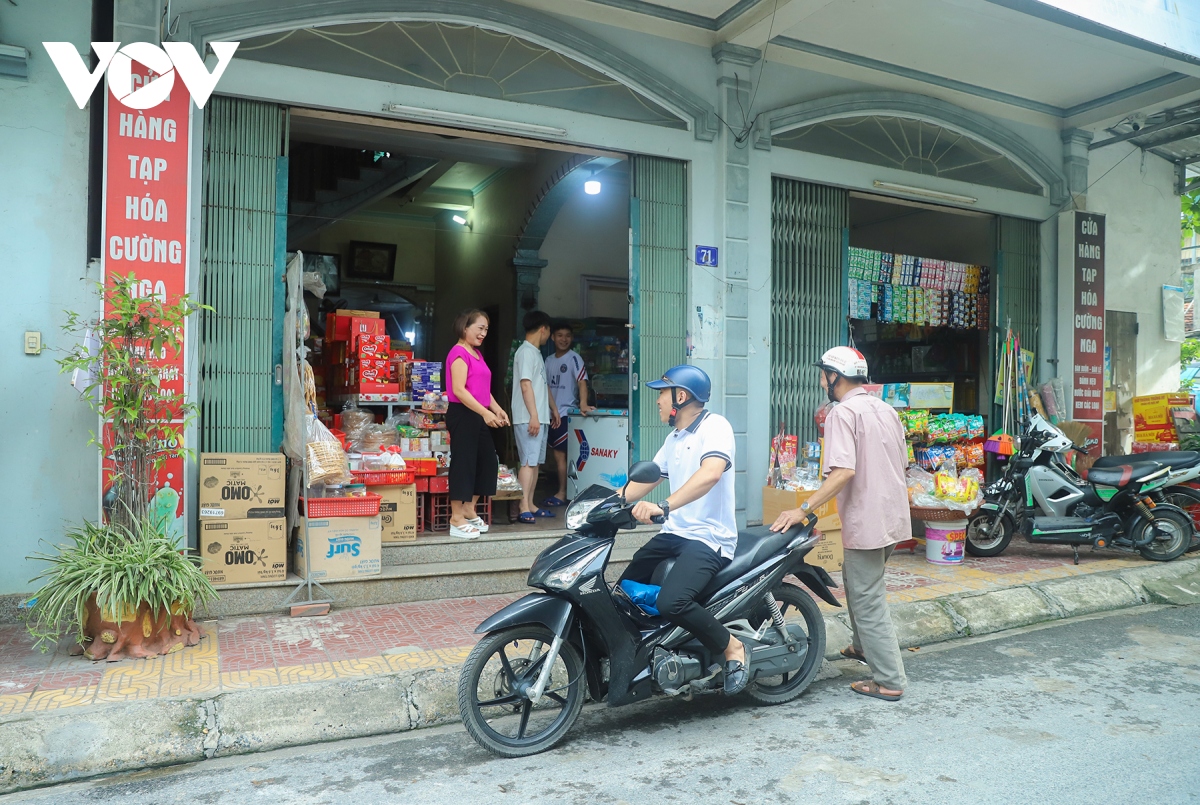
[627, 461, 663, 485]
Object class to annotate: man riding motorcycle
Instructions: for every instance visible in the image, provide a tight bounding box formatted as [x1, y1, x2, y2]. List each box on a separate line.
[618, 365, 751, 695]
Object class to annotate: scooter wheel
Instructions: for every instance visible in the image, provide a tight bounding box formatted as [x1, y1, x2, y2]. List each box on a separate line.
[457, 626, 585, 757]
[743, 584, 826, 705]
[1135, 508, 1192, 562]
[965, 511, 1014, 557]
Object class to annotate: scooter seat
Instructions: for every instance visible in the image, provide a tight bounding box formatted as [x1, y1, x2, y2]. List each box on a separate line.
[648, 524, 809, 602]
[1086, 462, 1167, 488]
[1090, 451, 1200, 471]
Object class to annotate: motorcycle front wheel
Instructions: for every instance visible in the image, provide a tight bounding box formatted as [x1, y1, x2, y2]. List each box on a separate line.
[1161, 487, 1200, 552]
[1134, 508, 1192, 562]
[457, 626, 585, 758]
[965, 510, 1014, 557]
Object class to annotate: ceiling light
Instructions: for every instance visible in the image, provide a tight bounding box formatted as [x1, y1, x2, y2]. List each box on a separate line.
[584, 179, 602, 195]
[872, 180, 978, 205]
[382, 103, 568, 139]
[452, 214, 468, 226]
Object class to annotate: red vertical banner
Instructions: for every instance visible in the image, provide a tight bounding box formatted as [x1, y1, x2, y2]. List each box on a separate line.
[1071, 211, 1105, 457]
[101, 66, 192, 538]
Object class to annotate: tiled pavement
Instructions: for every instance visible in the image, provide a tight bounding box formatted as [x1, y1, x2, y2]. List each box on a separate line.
[0, 541, 1142, 718]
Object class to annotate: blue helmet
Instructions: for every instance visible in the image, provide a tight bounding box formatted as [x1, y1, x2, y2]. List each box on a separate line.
[646, 365, 711, 403]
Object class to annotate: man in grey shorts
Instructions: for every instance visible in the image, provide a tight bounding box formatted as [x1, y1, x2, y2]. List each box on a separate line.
[511, 310, 559, 523]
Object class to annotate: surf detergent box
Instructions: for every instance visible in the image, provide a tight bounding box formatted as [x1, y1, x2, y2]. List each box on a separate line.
[295, 516, 381, 580]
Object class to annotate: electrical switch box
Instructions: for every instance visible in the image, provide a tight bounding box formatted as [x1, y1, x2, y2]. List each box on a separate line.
[24, 332, 41, 355]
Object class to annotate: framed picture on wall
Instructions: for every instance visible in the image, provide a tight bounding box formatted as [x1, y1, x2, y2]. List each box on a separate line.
[304, 252, 340, 295]
[346, 241, 396, 281]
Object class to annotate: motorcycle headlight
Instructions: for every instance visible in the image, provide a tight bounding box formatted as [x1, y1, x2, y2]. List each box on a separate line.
[543, 544, 608, 591]
[565, 498, 604, 530]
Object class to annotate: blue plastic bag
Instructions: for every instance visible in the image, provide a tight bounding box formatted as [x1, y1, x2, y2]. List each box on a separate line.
[619, 579, 661, 616]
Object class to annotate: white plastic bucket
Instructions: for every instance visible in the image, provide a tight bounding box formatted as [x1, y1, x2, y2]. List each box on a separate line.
[925, 519, 968, 565]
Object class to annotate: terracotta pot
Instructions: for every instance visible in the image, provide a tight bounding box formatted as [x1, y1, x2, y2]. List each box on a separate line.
[70, 594, 204, 661]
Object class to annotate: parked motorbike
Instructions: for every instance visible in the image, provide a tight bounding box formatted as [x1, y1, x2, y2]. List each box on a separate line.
[457, 461, 838, 757]
[966, 415, 1193, 563]
[1089, 452, 1200, 552]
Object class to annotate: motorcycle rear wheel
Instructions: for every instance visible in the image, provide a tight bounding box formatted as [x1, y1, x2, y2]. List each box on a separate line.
[457, 626, 585, 758]
[965, 510, 1014, 557]
[1161, 487, 1200, 553]
[743, 583, 826, 705]
[1134, 508, 1192, 562]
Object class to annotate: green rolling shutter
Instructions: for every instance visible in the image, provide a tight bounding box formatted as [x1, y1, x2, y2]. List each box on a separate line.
[770, 178, 848, 442]
[996, 215, 1040, 354]
[199, 97, 288, 453]
[630, 155, 688, 461]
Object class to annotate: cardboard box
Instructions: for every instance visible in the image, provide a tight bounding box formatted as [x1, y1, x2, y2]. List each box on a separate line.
[761, 487, 839, 530]
[199, 518, 287, 585]
[806, 528, 844, 573]
[1135, 425, 1180, 444]
[199, 453, 286, 519]
[377, 484, 418, 543]
[295, 516, 382, 580]
[1133, 394, 1190, 430]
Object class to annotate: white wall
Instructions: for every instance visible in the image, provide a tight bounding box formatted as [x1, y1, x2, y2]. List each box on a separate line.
[538, 165, 630, 320]
[0, 3, 98, 598]
[1086, 143, 1182, 395]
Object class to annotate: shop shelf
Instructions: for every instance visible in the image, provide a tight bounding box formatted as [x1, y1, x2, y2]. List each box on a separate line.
[302, 494, 382, 518]
[351, 469, 416, 486]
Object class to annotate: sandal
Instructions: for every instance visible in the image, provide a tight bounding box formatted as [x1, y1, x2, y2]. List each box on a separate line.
[841, 646, 867, 663]
[518, 512, 537, 524]
[449, 522, 480, 540]
[468, 517, 489, 534]
[850, 680, 903, 701]
[534, 508, 556, 518]
[543, 496, 567, 507]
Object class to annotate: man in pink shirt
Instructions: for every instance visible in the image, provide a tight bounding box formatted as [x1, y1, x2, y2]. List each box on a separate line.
[770, 347, 909, 701]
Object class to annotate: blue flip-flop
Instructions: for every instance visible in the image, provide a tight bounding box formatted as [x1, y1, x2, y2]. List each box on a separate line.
[518, 512, 537, 524]
[543, 496, 567, 507]
[534, 508, 557, 518]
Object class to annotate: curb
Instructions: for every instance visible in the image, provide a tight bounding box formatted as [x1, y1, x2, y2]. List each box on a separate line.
[2, 557, 1198, 794]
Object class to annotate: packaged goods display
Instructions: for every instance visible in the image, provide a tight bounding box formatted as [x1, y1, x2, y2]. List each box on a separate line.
[847, 247, 989, 331]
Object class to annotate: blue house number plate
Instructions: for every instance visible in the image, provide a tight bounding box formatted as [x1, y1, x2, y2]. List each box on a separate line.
[695, 246, 718, 267]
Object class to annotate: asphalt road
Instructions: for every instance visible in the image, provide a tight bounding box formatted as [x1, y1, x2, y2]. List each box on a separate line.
[5, 605, 1199, 805]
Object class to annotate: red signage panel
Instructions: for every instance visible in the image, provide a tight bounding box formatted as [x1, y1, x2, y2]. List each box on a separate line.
[1071, 211, 1105, 456]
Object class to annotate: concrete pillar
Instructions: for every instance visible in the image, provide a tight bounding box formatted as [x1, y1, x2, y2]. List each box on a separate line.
[712, 43, 760, 527]
[114, 0, 159, 45]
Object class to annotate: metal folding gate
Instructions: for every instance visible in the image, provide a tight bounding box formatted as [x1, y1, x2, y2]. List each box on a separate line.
[630, 155, 688, 461]
[995, 216, 1040, 351]
[770, 178, 848, 442]
[199, 97, 288, 453]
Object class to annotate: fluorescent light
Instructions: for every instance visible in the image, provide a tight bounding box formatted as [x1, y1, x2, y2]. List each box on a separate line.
[584, 179, 602, 195]
[872, 180, 978, 205]
[404, 330, 415, 343]
[452, 214, 467, 226]
[382, 103, 568, 139]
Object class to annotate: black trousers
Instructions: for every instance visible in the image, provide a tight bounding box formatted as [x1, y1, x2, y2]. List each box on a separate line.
[619, 533, 731, 655]
[445, 403, 499, 503]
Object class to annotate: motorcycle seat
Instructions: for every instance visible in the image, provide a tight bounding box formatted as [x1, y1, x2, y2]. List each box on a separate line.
[1085, 462, 1168, 488]
[648, 523, 808, 602]
[1090, 451, 1200, 471]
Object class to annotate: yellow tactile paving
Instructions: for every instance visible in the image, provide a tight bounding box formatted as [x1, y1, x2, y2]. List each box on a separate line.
[385, 647, 472, 672]
[0, 693, 32, 715]
[23, 686, 98, 712]
[95, 661, 165, 703]
[159, 635, 219, 697]
[219, 668, 281, 690]
[276, 662, 339, 686]
[330, 657, 391, 678]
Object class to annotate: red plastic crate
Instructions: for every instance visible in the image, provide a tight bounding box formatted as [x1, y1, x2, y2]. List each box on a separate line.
[301, 494, 382, 518]
[351, 469, 415, 486]
[411, 458, 438, 476]
[429, 475, 449, 494]
[416, 492, 426, 533]
[477, 497, 492, 526]
[427, 492, 450, 532]
[414, 477, 429, 493]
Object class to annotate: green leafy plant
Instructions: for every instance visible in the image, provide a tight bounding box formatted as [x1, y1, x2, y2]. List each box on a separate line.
[1183, 338, 1200, 367]
[25, 513, 216, 652]
[1183, 191, 1200, 246]
[57, 275, 207, 529]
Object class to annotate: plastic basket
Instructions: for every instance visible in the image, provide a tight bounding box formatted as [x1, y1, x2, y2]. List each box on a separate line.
[910, 505, 977, 523]
[351, 469, 416, 486]
[302, 493, 382, 518]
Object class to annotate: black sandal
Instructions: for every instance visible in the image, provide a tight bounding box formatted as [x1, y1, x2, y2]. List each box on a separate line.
[841, 646, 867, 663]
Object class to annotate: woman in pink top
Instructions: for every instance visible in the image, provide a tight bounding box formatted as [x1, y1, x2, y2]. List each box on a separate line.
[445, 309, 510, 539]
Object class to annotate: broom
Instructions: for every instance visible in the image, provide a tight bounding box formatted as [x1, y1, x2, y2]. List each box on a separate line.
[985, 329, 1016, 456]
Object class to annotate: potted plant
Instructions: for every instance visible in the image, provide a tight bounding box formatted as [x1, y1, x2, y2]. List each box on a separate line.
[25, 275, 216, 660]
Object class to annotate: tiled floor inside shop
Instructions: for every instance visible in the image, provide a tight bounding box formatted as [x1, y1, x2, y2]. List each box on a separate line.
[0, 541, 1144, 717]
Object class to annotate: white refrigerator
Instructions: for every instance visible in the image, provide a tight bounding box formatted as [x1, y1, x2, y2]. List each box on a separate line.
[566, 412, 630, 499]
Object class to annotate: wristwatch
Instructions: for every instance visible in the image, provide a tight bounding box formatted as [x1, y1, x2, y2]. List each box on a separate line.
[658, 499, 671, 518]
[800, 502, 811, 512]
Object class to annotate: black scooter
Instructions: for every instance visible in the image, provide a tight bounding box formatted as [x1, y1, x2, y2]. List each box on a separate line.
[457, 461, 839, 757]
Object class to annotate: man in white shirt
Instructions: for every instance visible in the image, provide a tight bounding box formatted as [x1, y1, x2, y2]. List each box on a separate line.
[511, 311, 559, 522]
[544, 321, 594, 507]
[621, 365, 750, 695]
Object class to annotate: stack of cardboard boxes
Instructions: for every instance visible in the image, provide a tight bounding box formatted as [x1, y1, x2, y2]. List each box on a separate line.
[376, 481, 419, 543]
[409, 360, 442, 399]
[198, 454, 288, 585]
[325, 311, 400, 397]
[1132, 393, 1192, 449]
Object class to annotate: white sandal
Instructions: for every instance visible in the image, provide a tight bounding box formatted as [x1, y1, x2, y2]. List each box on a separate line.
[449, 522, 480, 540]
[468, 517, 490, 534]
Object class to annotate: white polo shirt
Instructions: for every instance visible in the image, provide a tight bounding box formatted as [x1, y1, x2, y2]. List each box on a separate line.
[652, 409, 738, 559]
